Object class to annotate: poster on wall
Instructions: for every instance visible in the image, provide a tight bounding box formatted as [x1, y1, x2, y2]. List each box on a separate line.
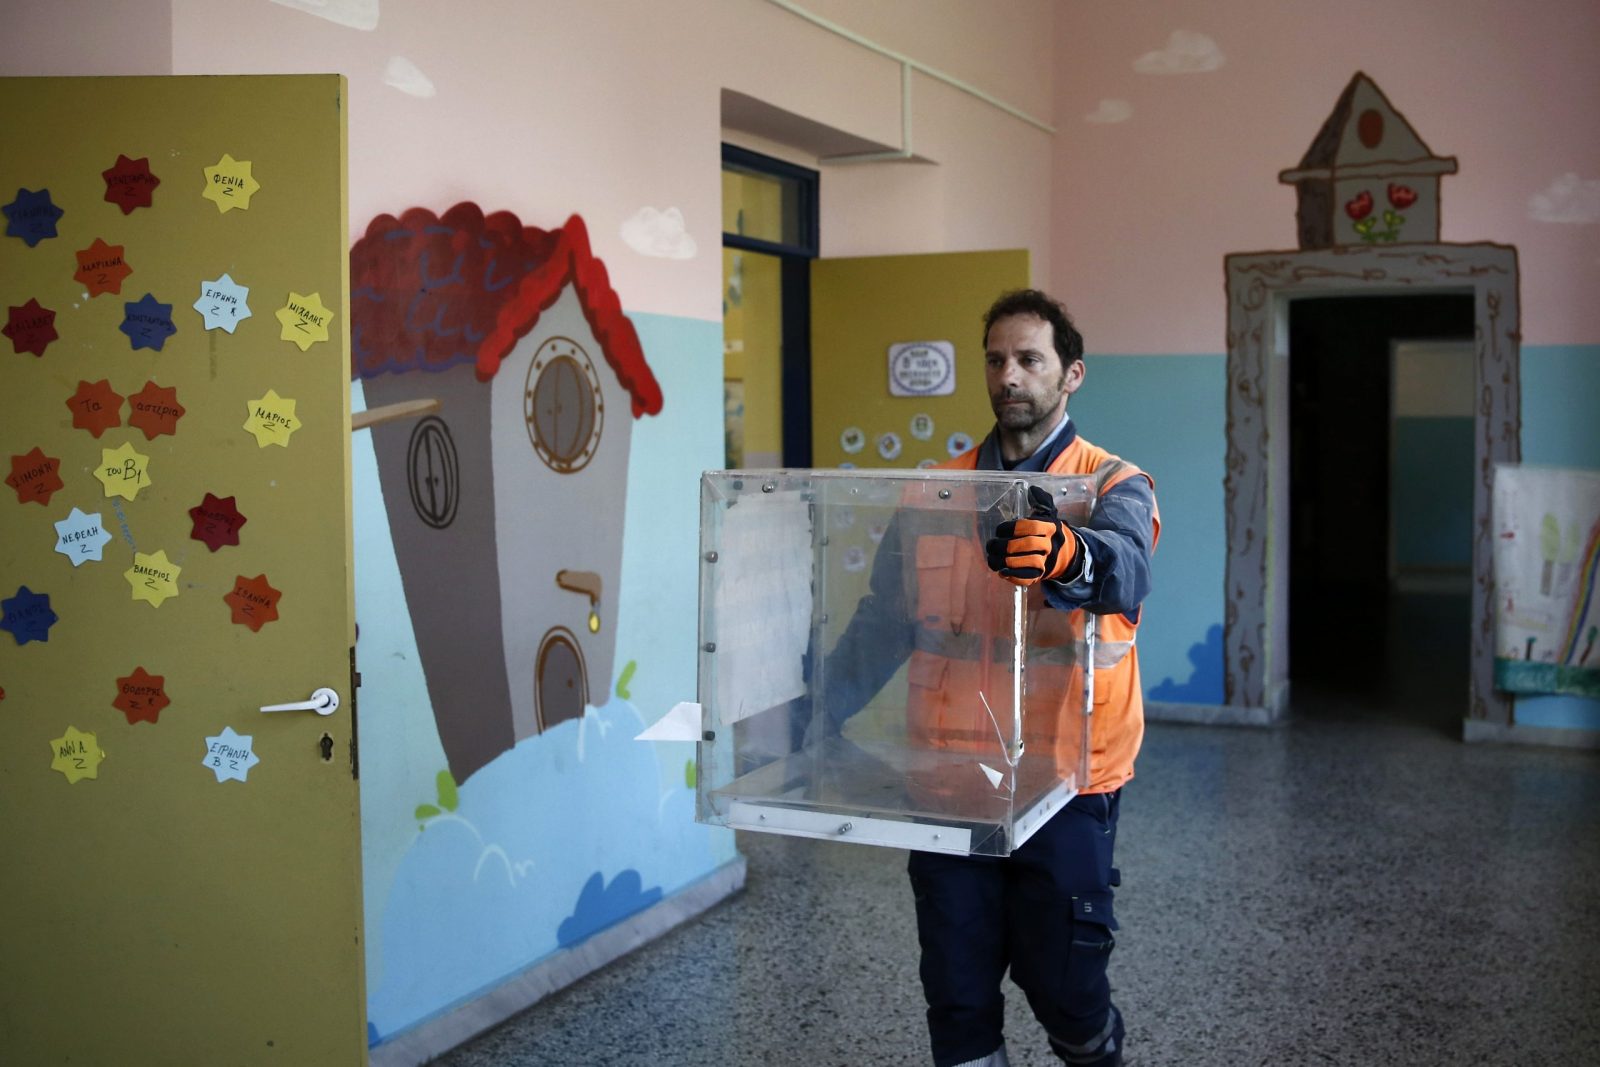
[887, 340, 955, 397]
[1492, 464, 1600, 699]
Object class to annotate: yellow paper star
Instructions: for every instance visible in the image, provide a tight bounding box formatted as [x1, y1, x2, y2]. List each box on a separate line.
[124, 549, 182, 607]
[50, 726, 107, 784]
[243, 389, 302, 448]
[274, 291, 335, 351]
[95, 441, 152, 501]
[201, 153, 261, 213]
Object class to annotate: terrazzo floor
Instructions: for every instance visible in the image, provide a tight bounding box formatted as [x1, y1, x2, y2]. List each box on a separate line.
[434, 593, 1600, 1066]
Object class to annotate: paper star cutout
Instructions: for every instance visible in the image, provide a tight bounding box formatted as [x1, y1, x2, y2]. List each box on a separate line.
[2, 586, 59, 644]
[67, 378, 125, 437]
[95, 441, 151, 501]
[275, 291, 334, 351]
[3, 298, 58, 357]
[6, 448, 64, 505]
[51, 726, 106, 784]
[73, 238, 133, 297]
[54, 507, 112, 566]
[119, 293, 177, 351]
[243, 390, 301, 448]
[3, 188, 64, 246]
[202, 725, 260, 782]
[201, 154, 261, 213]
[102, 154, 160, 214]
[224, 574, 281, 631]
[125, 549, 181, 607]
[193, 273, 252, 333]
[189, 493, 247, 552]
[113, 667, 170, 724]
[127, 380, 185, 439]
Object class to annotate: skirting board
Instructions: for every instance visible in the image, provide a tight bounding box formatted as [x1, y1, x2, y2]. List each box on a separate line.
[1145, 700, 1279, 727]
[370, 856, 748, 1067]
[1462, 719, 1600, 750]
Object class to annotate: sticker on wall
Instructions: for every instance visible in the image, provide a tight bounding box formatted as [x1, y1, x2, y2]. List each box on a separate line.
[200, 154, 261, 213]
[119, 293, 176, 351]
[2, 188, 64, 246]
[839, 426, 866, 455]
[50, 727, 105, 784]
[189, 493, 247, 552]
[1, 586, 58, 644]
[95, 442, 150, 500]
[909, 413, 935, 441]
[201, 726, 260, 783]
[193, 273, 252, 333]
[868, 522, 889, 544]
[916, 458, 939, 470]
[4, 298, 59, 357]
[113, 667, 169, 724]
[7, 447, 64, 505]
[832, 506, 856, 530]
[946, 431, 974, 458]
[876, 431, 902, 462]
[127, 380, 185, 439]
[54, 508, 112, 566]
[243, 390, 302, 447]
[887, 340, 956, 397]
[225, 574, 281, 631]
[67, 378, 125, 437]
[102, 154, 160, 214]
[124, 549, 181, 608]
[842, 546, 868, 573]
[275, 291, 334, 351]
[73, 238, 132, 297]
[838, 461, 856, 470]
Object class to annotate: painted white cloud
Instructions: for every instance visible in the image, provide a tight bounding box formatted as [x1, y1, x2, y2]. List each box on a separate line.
[1528, 173, 1600, 224]
[269, 0, 378, 31]
[1085, 99, 1133, 124]
[620, 206, 699, 260]
[384, 55, 436, 98]
[1133, 30, 1224, 75]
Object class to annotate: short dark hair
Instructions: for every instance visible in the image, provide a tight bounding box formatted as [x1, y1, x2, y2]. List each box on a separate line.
[981, 289, 1084, 370]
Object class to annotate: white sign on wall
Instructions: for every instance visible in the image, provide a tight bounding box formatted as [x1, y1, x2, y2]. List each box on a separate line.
[887, 341, 955, 397]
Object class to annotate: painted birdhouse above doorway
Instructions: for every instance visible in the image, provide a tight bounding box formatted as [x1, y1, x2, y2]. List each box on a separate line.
[1279, 72, 1458, 249]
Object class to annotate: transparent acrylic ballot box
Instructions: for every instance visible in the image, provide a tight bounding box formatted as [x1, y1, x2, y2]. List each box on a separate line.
[695, 469, 1098, 857]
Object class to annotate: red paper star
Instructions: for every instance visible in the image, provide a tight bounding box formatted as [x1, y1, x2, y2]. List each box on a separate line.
[127, 380, 185, 440]
[73, 238, 132, 297]
[5, 448, 63, 505]
[189, 492, 247, 552]
[102, 154, 160, 214]
[225, 574, 281, 631]
[66, 379, 124, 437]
[113, 666, 170, 724]
[3, 299, 58, 357]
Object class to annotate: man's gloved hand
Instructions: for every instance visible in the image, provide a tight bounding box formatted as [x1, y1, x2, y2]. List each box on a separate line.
[985, 485, 1077, 587]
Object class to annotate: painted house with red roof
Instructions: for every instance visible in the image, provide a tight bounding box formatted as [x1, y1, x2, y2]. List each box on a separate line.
[352, 203, 661, 782]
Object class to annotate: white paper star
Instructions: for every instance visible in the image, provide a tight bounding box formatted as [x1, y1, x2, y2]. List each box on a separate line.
[193, 273, 252, 333]
[201, 725, 261, 783]
[53, 507, 112, 566]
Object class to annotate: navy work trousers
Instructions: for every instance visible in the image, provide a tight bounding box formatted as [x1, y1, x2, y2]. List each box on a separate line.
[907, 790, 1123, 1067]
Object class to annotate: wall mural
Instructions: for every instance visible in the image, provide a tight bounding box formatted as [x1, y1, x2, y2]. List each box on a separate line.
[351, 203, 662, 782]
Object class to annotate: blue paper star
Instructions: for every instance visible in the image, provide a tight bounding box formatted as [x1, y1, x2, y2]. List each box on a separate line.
[1, 585, 59, 644]
[120, 293, 177, 351]
[2, 188, 65, 247]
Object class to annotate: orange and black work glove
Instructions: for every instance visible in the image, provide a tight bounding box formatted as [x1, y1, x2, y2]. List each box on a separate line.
[985, 485, 1077, 587]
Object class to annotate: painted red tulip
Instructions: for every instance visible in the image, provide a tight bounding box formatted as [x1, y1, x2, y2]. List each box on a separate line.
[1344, 190, 1374, 220]
[1388, 183, 1418, 209]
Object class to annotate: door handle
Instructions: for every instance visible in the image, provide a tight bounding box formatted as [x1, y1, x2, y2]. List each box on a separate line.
[259, 688, 340, 716]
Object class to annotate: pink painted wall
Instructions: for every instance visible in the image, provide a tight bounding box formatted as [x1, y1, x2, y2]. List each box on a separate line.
[1052, 0, 1600, 351]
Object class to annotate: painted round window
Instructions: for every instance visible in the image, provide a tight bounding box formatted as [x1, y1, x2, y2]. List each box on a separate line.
[525, 336, 604, 473]
[407, 416, 460, 529]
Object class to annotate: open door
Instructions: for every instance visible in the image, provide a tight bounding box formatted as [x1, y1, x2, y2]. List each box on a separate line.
[0, 76, 362, 1063]
[810, 250, 1030, 470]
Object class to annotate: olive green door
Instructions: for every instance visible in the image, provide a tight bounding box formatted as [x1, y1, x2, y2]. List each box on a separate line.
[0, 75, 363, 1064]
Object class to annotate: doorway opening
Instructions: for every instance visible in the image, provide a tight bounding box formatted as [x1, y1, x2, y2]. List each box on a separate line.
[1287, 293, 1474, 729]
[721, 144, 818, 467]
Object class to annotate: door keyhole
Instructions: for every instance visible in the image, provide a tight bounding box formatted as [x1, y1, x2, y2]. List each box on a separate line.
[319, 733, 334, 762]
